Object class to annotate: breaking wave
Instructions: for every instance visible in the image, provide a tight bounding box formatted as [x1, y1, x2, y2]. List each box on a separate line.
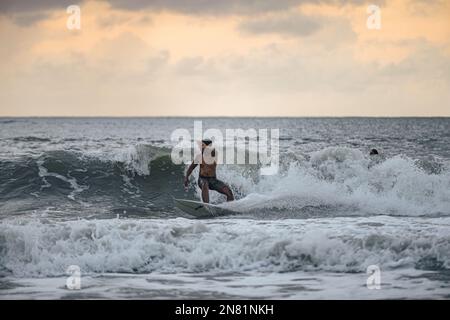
[0, 145, 449, 218]
[1, 217, 449, 277]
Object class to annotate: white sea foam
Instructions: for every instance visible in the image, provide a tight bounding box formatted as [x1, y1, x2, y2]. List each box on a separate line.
[16, 143, 450, 217]
[214, 147, 450, 217]
[1, 216, 449, 277]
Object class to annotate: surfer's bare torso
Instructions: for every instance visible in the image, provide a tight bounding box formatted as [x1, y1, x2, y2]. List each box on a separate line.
[197, 149, 217, 177]
[184, 141, 234, 203]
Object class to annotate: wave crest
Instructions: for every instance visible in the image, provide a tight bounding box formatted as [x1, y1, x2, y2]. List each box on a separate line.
[0, 145, 449, 217]
[1, 217, 449, 277]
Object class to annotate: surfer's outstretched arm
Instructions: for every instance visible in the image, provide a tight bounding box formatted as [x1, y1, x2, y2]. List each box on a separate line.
[184, 162, 198, 187]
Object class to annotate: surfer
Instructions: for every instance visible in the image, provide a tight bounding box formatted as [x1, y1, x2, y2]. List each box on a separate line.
[184, 139, 234, 203]
[368, 148, 383, 168]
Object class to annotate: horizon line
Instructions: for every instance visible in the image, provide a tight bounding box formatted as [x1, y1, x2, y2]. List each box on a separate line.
[1, 115, 450, 119]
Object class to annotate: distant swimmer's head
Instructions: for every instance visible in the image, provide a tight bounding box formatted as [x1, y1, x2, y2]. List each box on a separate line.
[201, 138, 212, 149]
[369, 148, 379, 156]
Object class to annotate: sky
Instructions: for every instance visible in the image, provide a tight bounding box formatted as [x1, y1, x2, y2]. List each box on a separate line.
[0, 0, 449, 116]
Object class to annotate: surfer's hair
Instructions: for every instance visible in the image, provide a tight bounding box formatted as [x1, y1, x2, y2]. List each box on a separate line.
[202, 139, 212, 146]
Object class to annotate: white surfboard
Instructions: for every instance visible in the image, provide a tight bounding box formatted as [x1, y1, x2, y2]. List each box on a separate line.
[173, 198, 236, 218]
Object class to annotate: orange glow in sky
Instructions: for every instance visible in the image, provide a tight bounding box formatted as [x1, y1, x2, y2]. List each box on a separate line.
[0, 0, 449, 116]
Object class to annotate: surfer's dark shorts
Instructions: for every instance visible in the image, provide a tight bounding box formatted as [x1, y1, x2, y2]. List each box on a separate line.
[198, 176, 227, 191]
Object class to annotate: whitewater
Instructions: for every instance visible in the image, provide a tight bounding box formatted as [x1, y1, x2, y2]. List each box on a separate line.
[0, 117, 449, 299]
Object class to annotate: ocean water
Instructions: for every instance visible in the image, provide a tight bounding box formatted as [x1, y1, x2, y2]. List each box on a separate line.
[0, 117, 449, 299]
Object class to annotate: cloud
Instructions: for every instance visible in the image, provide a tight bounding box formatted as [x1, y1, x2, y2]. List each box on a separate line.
[0, 0, 75, 13]
[239, 12, 321, 37]
[0, 0, 77, 26]
[107, 0, 302, 15]
[2, 35, 449, 116]
[96, 13, 133, 29]
[175, 56, 205, 74]
[11, 12, 51, 27]
[106, 0, 368, 15]
[378, 40, 450, 83]
[0, 0, 372, 15]
[0, 0, 448, 116]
